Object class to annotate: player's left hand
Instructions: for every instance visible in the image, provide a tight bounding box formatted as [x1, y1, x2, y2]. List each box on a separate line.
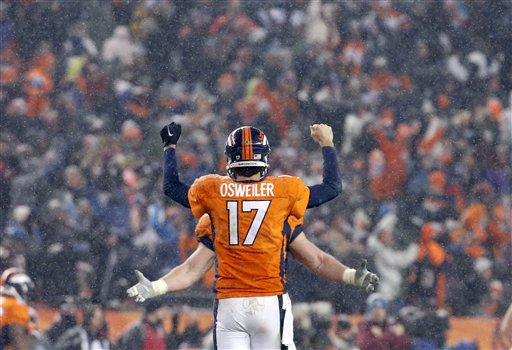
[355, 259, 379, 293]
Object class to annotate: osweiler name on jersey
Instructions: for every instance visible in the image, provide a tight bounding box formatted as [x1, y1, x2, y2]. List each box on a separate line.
[219, 182, 275, 197]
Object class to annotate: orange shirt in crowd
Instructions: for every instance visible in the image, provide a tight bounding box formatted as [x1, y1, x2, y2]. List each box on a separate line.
[417, 223, 448, 307]
[251, 80, 289, 140]
[486, 203, 511, 258]
[23, 66, 53, 118]
[450, 203, 489, 258]
[369, 125, 409, 201]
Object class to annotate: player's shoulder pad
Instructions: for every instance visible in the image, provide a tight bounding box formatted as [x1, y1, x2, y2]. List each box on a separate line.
[272, 175, 307, 195]
[203, 174, 229, 181]
[275, 175, 305, 185]
[193, 174, 228, 185]
[276, 174, 304, 180]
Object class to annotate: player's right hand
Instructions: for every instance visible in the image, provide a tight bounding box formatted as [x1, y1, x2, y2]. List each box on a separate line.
[126, 270, 161, 302]
[160, 122, 181, 147]
[310, 124, 334, 147]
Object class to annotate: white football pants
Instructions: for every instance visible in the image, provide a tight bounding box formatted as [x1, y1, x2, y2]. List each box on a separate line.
[214, 294, 296, 350]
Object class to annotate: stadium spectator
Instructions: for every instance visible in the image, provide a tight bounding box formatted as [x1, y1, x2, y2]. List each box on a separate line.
[44, 296, 80, 347]
[115, 299, 166, 350]
[407, 222, 449, 309]
[102, 25, 144, 68]
[327, 314, 358, 350]
[54, 303, 110, 350]
[367, 116, 411, 203]
[367, 212, 419, 309]
[356, 293, 411, 350]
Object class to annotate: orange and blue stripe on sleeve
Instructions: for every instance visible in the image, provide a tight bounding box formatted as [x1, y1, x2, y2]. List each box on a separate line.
[288, 225, 303, 246]
[285, 215, 304, 247]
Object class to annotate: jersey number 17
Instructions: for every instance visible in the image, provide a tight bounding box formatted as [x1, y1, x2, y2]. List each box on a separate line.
[227, 200, 271, 246]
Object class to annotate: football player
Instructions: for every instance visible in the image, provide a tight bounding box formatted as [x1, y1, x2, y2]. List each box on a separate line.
[128, 123, 379, 349]
[0, 268, 37, 350]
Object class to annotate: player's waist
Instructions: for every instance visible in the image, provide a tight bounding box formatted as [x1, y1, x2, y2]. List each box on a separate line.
[214, 279, 286, 299]
[216, 289, 286, 299]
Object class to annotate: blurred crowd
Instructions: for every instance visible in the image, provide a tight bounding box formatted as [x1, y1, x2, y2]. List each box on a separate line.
[0, 0, 511, 349]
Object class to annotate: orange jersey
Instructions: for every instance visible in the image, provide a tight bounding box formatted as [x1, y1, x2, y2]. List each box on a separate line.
[0, 290, 31, 349]
[189, 175, 310, 299]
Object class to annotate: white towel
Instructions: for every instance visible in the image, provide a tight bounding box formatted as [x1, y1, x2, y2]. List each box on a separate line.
[281, 293, 296, 349]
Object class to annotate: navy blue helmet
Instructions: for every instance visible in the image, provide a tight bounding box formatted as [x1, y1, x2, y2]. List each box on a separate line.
[225, 126, 271, 180]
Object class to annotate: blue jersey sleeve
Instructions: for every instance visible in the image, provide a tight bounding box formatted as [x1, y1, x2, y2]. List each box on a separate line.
[162, 148, 191, 208]
[307, 147, 342, 208]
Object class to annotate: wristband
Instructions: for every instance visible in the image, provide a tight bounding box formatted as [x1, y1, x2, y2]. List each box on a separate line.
[342, 268, 356, 285]
[152, 279, 169, 296]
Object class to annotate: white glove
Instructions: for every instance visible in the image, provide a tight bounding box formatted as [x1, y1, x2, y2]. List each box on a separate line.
[343, 259, 380, 293]
[126, 270, 168, 302]
[355, 259, 379, 293]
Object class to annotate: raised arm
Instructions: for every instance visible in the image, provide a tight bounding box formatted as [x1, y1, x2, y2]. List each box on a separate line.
[161, 122, 191, 208]
[307, 124, 342, 208]
[161, 122, 341, 209]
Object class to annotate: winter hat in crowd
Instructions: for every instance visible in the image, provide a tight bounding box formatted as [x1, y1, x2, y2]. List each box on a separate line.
[366, 293, 388, 312]
[373, 212, 397, 235]
[13, 205, 31, 223]
[473, 257, 492, 275]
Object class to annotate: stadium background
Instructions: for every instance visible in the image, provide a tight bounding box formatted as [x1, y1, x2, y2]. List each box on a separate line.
[1, 0, 510, 349]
